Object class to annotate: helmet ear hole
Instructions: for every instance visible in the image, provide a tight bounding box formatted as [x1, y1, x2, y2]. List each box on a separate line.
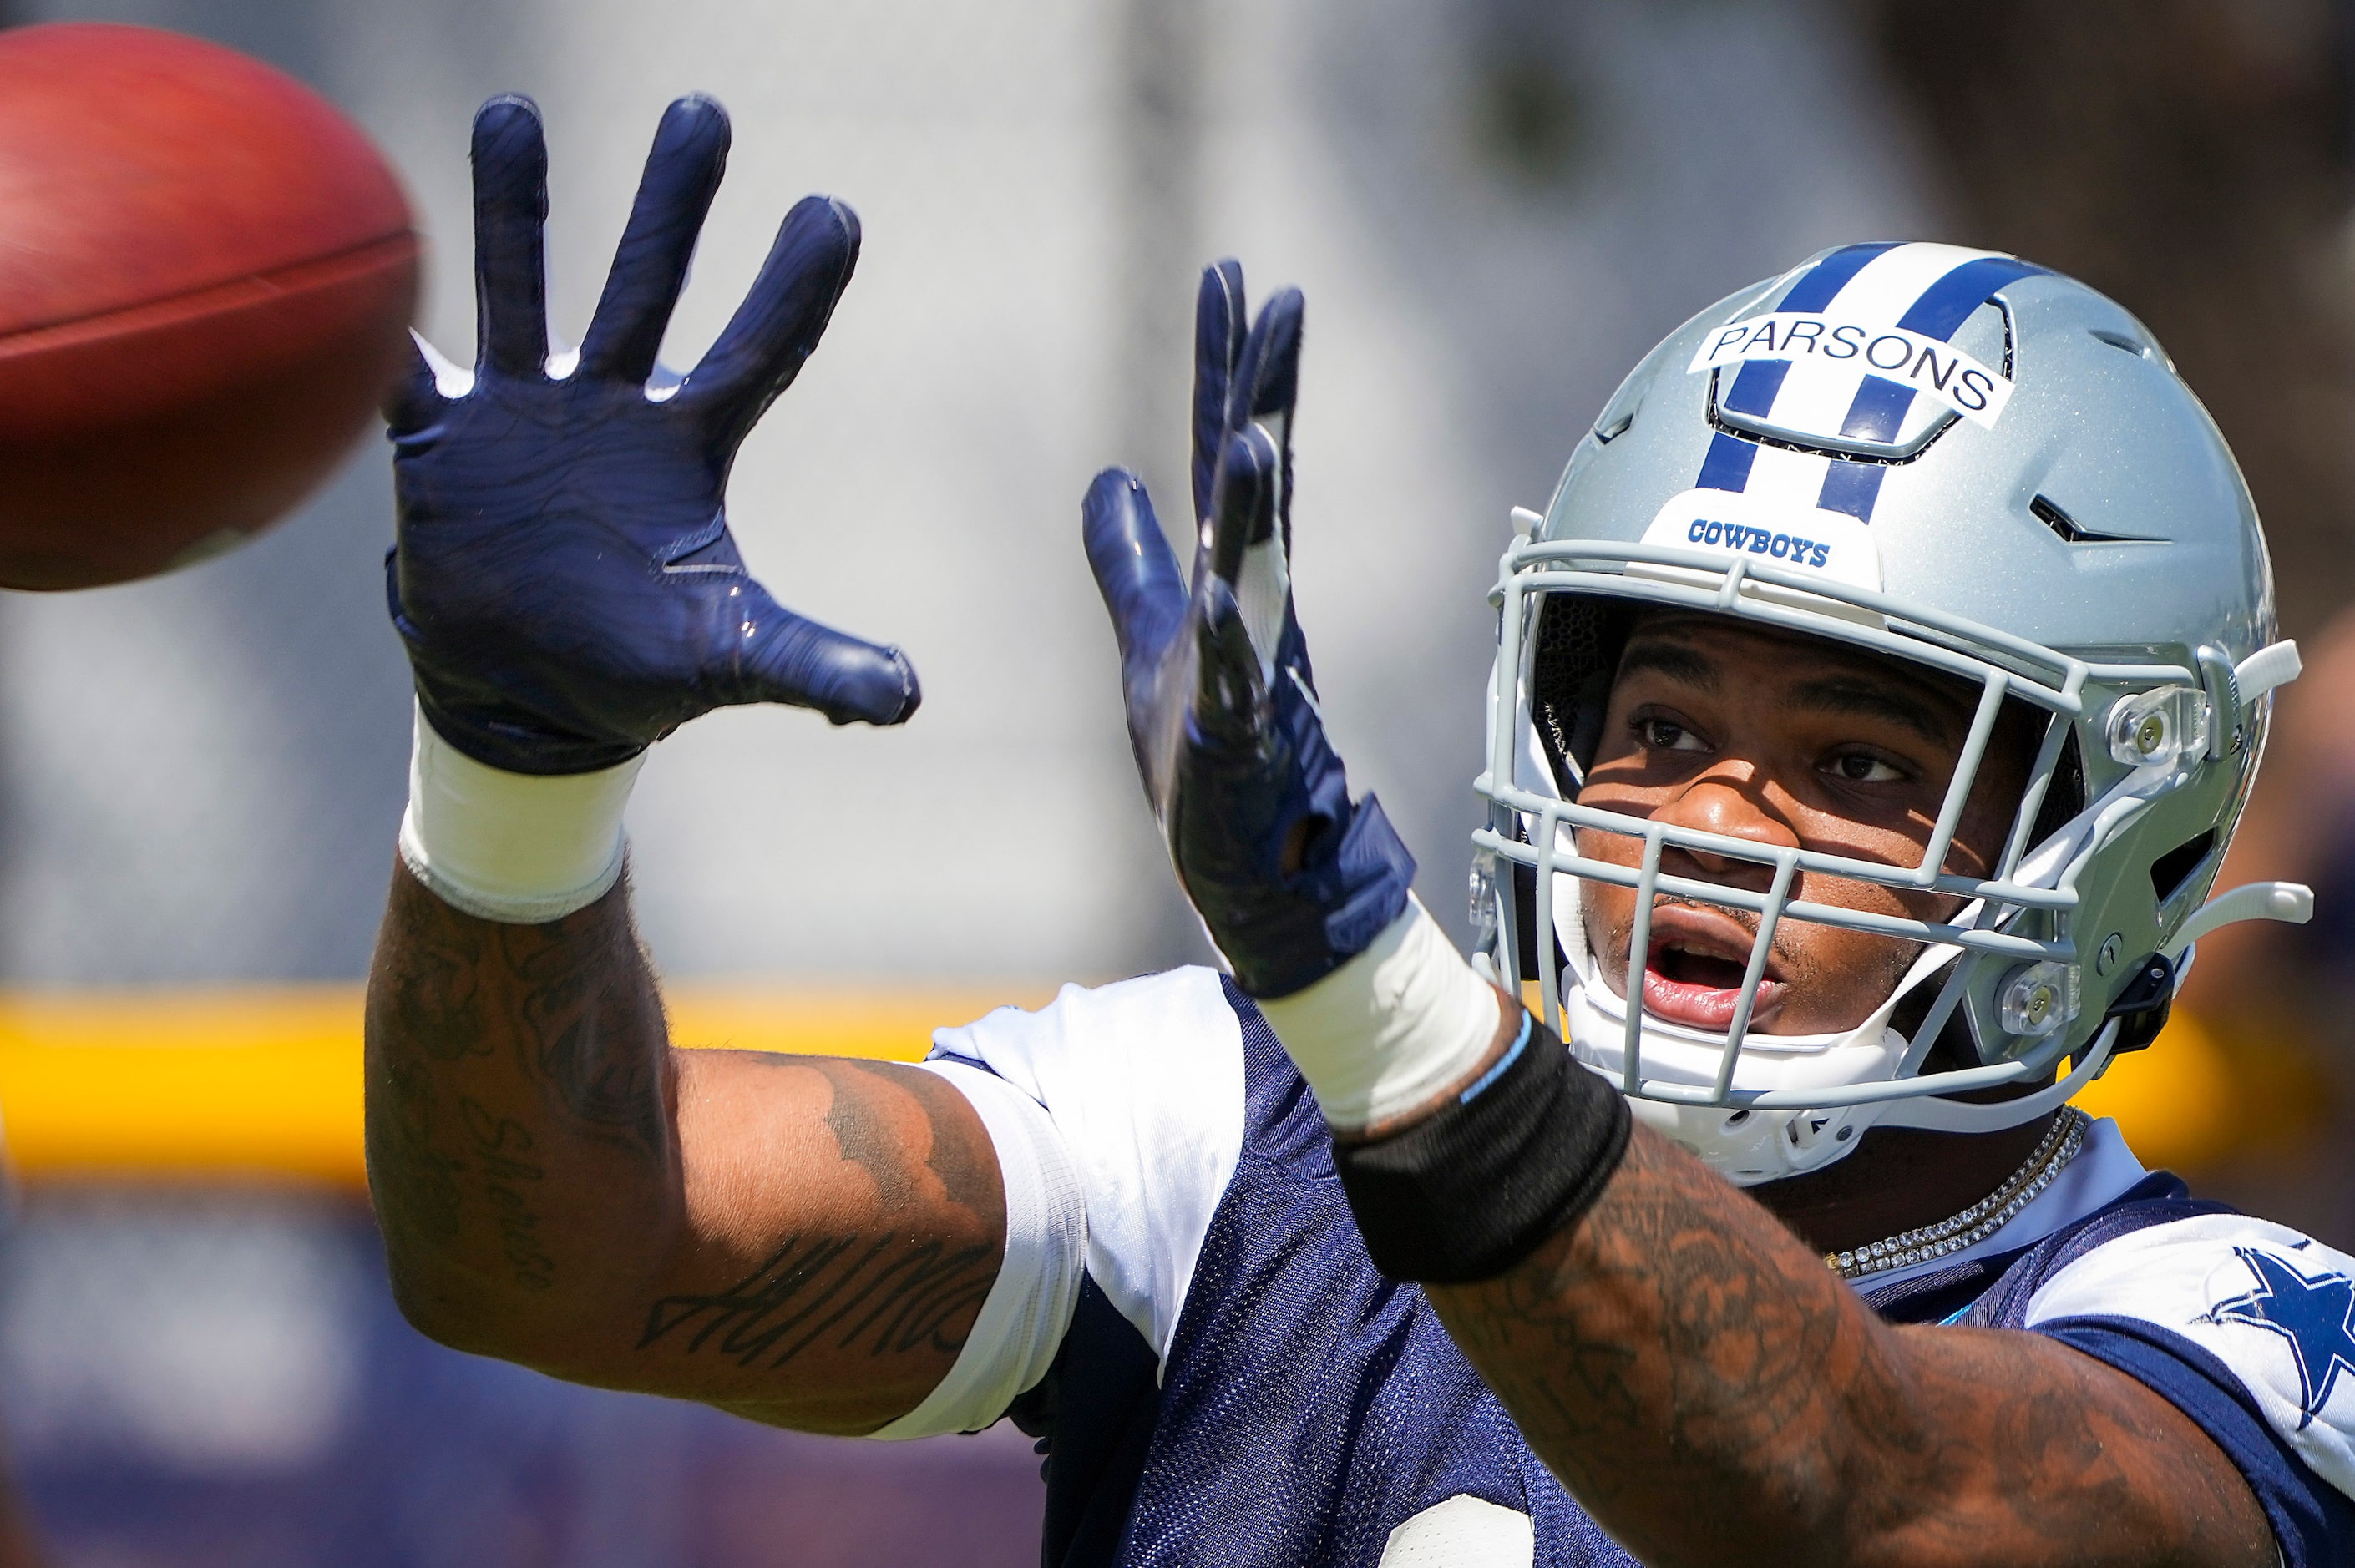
[1530, 595, 1638, 795]
[2023, 720, 2084, 853]
[2151, 829, 2217, 905]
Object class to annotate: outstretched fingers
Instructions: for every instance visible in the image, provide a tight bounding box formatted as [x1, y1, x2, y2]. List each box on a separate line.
[1233, 287, 1304, 429]
[1083, 468, 1188, 690]
[1190, 573, 1273, 757]
[1192, 260, 1247, 526]
[579, 95, 732, 385]
[1203, 424, 1293, 685]
[470, 95, 552, 379]
[1230, 287, 1304, 564]
[1207, 427, 1279, 584]
[732, 587, 920, 726]
[679, 195, 861, 444]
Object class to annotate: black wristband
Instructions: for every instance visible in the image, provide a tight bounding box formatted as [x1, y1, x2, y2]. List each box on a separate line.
[1330, 1011, 1630, 1284]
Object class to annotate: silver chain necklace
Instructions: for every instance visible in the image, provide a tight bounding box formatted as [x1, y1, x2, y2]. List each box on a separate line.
[1826, 1107, 2089, 1282]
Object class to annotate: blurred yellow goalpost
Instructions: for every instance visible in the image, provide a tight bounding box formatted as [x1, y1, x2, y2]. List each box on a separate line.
[0, 984, 2251, 1187]
[0, 984, 1056, 1188]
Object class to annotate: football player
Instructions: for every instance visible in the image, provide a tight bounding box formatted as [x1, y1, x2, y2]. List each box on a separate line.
[367, 98, 2353, 1565]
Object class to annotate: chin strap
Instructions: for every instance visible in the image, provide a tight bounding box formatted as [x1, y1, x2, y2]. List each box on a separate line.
[1874, 1018, 2120, 1134]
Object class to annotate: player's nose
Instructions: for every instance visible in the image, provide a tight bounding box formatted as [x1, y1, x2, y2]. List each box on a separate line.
[1655, 766, 1798, 877]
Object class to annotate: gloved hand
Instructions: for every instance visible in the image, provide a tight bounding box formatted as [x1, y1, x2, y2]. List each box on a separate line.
[1082, 261, 1415, 999]
[384, 94, 918, 777]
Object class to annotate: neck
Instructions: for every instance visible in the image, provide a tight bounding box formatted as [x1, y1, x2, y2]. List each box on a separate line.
[1751, 1111, 2059, 1257]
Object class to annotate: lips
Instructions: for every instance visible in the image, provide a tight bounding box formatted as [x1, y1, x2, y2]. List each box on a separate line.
[1634, 908, 1786, 1031]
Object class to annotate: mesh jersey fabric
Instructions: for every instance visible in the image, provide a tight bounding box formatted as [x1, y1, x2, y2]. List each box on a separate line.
[937, 973, 2352, 1565]
[1014, 977, 1628, 1567]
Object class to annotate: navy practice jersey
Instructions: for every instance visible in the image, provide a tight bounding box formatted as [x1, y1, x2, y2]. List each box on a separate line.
[866, 968, 2355, 1566]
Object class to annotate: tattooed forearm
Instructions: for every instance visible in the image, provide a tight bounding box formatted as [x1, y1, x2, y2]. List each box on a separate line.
[507, 918, 668, 1156]
[366, 863, 676, 1340]
[639, 1056, 1004, 1369]
[1426, 1128, 2274, 1568]
[379, 898, 489, 1064]
[363, 860, 1006, 1431]
[640, 1232, 995, 1367]
[459, 1095, 555, 1291]
[367, 1055, 464, 1247]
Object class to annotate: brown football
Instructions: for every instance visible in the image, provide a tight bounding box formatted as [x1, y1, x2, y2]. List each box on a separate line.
[0, 22, 419, 589]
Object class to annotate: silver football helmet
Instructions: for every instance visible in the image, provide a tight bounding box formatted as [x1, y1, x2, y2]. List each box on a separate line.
[1472, 241, 2312, 1185]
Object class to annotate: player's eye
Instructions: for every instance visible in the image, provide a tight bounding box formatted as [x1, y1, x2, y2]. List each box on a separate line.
[1636, 716, 1709, 753]
[1825, 751, 1906, 784]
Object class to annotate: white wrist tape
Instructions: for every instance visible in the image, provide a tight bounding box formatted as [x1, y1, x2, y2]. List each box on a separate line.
[1256, 894, 1505, 1130]
[397, 703, 646, 923]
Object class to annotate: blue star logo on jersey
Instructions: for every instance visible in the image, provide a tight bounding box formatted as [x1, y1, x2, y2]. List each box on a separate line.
[2206, 1246, 2355, 1430]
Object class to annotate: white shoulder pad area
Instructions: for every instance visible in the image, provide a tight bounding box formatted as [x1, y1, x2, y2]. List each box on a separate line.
[2026, 1213, 2355, 1502]
[869, 1060, 1086, 1440]
[928, 966, 1249, 1363]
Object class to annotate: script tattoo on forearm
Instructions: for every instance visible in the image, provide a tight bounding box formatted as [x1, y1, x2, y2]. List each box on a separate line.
[459, 1095, 555, 1292]
[1426, 1129, 2274, 1566]
[638, 1232, 995, 1367]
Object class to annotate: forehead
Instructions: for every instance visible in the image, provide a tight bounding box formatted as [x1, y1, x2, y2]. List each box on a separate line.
[1611, 610, 1978, 716]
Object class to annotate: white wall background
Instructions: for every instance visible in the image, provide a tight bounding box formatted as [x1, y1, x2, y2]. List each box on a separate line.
[0, 0, 1939, 985]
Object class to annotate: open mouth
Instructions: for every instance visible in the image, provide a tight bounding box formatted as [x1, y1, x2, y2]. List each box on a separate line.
[1639, 928, 1787, 1032]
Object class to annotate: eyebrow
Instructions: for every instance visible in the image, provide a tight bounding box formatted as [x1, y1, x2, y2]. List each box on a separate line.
[1614, 640, 1720, 694]
[1617, 633, 1969, 750]
[1784, 675, 1962, 748]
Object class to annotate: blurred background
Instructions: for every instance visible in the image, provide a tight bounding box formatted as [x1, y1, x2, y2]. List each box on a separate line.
[0, 0, 2352, 1562]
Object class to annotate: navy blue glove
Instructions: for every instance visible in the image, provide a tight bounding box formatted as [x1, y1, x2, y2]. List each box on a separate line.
[1083, 262, 1415, 999]
[384, 94, 919, 776]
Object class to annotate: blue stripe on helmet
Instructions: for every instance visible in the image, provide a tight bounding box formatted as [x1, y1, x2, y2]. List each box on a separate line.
[1721, 359, 1790, 418]
[1839, 375, 1917, 443]
[1697, 431, 1759, 493]
[1832, 255, 2043, 446]
[1817, 459, 1886, 522]
[1719, 245, 1893, 435]
[1897, 255, 2044, 342]
[1779, 241, 1901, 314]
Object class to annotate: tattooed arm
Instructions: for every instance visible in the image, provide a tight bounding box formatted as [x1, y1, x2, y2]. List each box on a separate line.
[364, 862, 1005, 1435]
[1421, 1125, 2274, 1568]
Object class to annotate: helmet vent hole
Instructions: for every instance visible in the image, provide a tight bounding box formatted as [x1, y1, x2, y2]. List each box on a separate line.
[2031, 493, 2136, 545]
[2033, 494, 2089, 543]
[2152, 829, 2217, 904]
[1595, 410, 1633, 443]
[2089, 328, 2150, 358]
[2031, 494, 2081, 541]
